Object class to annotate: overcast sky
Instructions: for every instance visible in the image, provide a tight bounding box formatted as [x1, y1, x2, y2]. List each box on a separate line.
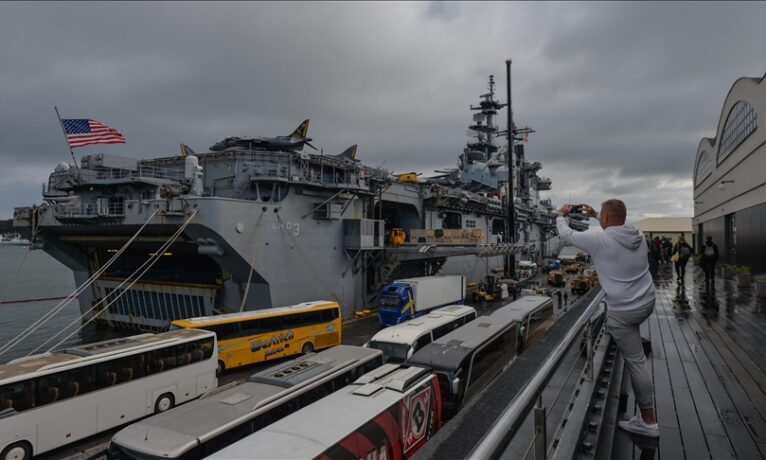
[1, 1, 765, 222]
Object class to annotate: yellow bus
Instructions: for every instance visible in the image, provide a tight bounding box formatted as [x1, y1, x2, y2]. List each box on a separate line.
[170, 301, 342, 374]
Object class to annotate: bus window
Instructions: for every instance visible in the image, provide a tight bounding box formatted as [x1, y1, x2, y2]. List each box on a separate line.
[187, 340, 214, 363]
[282, 313, 301, 328]
[525, 305, 554, 346]
[0, 379, 35, 412]
[467, 328, 516, 395]
[95, 361, 120, 389]
[360, 356, 384, 376]
[464, 311, 478, 324]
[260, 316, 282, 331]
[199, 338, 215, 360]
[125, 354, 146, 381]
[36, 365, 98, 405]
[320, 308, 339, 322]
[240, 319, 265, 336]
[144, 345, 180, 376]
[433, 317, 464, 340]
[435, 373, 450, 406]
[68, 365, 95, 396]
[433, 323, 453, 340]
[529, 305, 553, 330]
[331, 372, 354, 391]
[36, 376, 61, 406]
[414, 334, 432, 352]
[300, 311, 322, 326]
[209, 323, 240, 341]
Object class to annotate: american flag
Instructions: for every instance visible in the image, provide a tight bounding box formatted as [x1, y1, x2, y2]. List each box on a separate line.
[61, 118, 126, 148]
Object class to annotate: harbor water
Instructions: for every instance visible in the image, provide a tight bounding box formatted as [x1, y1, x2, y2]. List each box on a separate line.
[0, 245, 122, 363]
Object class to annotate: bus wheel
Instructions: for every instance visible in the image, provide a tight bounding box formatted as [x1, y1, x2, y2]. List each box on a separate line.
[216, 360, 225, 376]
[302, 342, 314, 354]
[1, 441, 31, 460]
[154, 393, 175, 413]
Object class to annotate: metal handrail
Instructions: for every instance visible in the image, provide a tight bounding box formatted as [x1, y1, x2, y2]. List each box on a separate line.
[468, 288, 606, 460]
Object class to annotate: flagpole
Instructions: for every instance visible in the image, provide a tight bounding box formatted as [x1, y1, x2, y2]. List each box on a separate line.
[54, 106, 78, 168]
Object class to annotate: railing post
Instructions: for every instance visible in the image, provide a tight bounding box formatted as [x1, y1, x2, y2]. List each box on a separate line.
[534, 395, 546, 460]
[586, 320, 594, 382]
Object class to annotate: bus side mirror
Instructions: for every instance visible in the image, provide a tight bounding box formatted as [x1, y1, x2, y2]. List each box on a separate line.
[451, 377, 461, 394]
[407, 349, 414, 360]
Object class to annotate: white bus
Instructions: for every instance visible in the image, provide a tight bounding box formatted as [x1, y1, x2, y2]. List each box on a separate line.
[0, 329, 216, 460]
[106, 345, 384, 460]
[366, 305, 477, 363]
[407, 296, 554, 420]
[208, 364, 442, 460]
[490, 296, 555, 353]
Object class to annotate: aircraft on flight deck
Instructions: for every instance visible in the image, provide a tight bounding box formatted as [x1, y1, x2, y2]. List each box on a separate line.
[209, 119, 317, 152]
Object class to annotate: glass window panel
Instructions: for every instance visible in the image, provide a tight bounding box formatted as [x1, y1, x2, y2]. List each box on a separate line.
[0, 379, 36, 412]
[718, 100, 757, 163]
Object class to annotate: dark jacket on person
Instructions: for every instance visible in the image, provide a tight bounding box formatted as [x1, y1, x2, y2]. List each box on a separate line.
[672, 242, 693, 262]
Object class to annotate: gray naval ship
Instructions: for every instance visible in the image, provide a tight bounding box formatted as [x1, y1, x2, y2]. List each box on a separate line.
[13, 76, 560, 331]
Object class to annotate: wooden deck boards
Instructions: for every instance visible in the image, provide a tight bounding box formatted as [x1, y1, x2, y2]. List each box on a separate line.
[612, 264, 766, 459]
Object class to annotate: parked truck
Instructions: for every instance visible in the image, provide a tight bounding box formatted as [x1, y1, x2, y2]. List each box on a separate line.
[378, 275, 466, 326]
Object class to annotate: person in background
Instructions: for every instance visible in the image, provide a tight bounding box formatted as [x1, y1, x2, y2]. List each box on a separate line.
[672, 236, 693, 284]
[556, 199, 658, 438]
[646, 236, 658, 275]
[662, 237, 673, 264]
[652, 237, 662, 266]
[701, 236, 719, 289]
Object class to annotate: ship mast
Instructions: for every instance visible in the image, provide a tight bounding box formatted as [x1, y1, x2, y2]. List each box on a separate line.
[467, 75, 505, 162]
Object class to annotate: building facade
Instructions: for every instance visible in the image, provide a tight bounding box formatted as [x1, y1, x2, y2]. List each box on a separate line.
[633, 217, 693, 248]
[693, 73, 766, 273]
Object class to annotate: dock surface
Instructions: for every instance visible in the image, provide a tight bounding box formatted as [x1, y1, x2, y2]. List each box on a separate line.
[613, 263, 766, 459]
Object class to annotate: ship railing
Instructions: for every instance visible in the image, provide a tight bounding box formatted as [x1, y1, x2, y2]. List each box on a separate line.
[467, 289, 606, 460]
[54, 201, 125, 218]
[245, 158, 369, 191]
[245, 162, 291, 179]
[51, 165, 184, 183]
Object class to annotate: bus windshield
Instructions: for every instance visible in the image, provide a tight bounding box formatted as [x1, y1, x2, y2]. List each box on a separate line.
[368, 341, 410, 363]
[379, 295, 401, 307]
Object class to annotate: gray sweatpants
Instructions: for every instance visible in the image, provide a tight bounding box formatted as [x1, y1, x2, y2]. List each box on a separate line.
[607, 300, 655, 410]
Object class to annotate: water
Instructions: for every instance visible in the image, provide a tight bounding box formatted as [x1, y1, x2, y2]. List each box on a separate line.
[0, 246, 122, 363]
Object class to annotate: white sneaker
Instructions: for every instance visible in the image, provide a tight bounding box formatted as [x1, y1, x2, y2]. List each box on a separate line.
[618, 415, 659, 438]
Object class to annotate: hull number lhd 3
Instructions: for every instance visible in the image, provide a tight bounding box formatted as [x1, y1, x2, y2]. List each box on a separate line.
[272, 221, 300, 236]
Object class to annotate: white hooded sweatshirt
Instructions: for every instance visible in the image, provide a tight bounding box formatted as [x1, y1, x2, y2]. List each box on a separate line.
[556, 216, 655, 311]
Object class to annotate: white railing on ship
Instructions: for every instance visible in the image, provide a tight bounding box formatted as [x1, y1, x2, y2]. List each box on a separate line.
[55, 202, 125, 217]
[51, 165, 184, 182]
[468, 288, 606, 460]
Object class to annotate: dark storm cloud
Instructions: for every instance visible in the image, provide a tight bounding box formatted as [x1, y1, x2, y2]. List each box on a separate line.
[1, 1, 765, 219]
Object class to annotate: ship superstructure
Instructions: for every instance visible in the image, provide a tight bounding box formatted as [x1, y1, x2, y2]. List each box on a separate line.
[14, 76, 558, 330]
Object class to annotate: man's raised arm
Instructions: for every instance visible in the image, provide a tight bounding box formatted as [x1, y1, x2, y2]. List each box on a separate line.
[555, 204, 601, 255]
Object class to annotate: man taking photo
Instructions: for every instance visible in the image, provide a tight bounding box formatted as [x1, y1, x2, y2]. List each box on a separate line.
[556, 199, 658, 438]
